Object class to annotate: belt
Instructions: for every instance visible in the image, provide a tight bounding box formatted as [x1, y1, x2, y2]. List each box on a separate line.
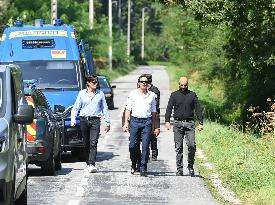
[174, 117, 193, 122]
[80, 116, 100, 120]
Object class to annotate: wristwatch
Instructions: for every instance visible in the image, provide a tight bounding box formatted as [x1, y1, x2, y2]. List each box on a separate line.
[199, 122, 203, 125]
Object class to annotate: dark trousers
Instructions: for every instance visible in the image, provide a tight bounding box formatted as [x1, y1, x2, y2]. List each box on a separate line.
[173, 120, 196, 172]
[80, 118, 100, 165]
[129, 117, 152, 171]
[135, 132, 157, 168]
[150, 135, 158, 157]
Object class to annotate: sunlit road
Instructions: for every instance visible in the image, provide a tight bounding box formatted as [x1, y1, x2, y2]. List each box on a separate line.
[27, 65, 220, 205]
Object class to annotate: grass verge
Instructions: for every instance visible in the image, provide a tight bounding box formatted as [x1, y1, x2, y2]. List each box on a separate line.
[152, 61, 275, 205]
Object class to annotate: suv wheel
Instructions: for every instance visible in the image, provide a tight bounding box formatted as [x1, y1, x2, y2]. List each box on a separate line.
[41, 149, 55, 176]
[55, 145, 62, 170]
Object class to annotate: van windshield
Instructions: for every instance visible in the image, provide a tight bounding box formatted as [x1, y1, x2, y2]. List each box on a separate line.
[15, 60, 80, 89]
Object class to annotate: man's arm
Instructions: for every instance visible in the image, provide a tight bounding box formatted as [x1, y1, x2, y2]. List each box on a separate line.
[71, 92, 82, 127]
[194, 93, 203, 131]
[123, 110, 131, 132]
[102, 92, 111, 132]
[165, 93, 174, 130]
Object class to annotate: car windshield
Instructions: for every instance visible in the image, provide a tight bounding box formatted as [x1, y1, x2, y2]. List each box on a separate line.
[99, 78, 110, 89]
[15, 60, 80, 89]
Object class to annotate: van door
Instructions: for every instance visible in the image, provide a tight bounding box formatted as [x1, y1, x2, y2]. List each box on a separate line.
[10, 68, 27, 191]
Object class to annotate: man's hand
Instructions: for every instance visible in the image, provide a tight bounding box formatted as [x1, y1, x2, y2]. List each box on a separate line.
[154, 128, 160, 137]
[105, 125, 110, 133]
[123, 122, 129, 132]
[198, 124, 203, 131]
[165, 122, 171, 130]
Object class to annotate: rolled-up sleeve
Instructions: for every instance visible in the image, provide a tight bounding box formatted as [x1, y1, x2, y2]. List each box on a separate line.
[101, 92, 110, 126]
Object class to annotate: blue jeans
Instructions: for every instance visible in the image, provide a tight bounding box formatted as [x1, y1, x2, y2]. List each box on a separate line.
[129, 117, 152, 171]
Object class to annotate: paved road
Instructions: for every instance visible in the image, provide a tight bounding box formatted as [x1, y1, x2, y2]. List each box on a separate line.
[28, 65, 220, 205]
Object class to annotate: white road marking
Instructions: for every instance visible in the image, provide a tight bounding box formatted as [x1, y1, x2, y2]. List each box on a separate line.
[68, 200, 80, 205]
[80, 177, 88, 186]
[75, 186, 85, 197]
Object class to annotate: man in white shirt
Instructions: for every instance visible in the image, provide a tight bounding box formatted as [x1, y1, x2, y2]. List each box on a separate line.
[123, 74, 159, 176]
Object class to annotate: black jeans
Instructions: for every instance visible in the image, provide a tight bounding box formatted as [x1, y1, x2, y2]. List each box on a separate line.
[173, 120, 196, 172]
[150, 134, 158, 157]
[80, 118, 101, 165]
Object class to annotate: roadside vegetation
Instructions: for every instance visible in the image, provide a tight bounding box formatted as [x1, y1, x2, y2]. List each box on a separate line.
[162, 61, 275, 205]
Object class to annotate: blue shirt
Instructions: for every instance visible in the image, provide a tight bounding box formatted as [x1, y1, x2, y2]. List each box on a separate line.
[71, 89, 110, 126]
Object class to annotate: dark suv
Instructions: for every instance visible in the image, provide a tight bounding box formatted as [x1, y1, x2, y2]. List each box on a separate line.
[24, 84, 62, 175]
[0, 64, 34, 205]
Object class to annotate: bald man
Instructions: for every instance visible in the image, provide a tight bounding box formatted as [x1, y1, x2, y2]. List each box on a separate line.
[165, 77, 203, 176]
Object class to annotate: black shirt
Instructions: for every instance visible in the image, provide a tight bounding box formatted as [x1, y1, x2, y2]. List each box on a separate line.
[149, 85, 160, 114]
[165, 89, 203, 124]
[149, 84, 160, 128]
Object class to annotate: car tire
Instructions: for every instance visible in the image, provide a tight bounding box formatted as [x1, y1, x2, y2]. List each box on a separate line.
[9, 178, 15, 205]
[41, 149, 55, 176]
[77, 148, 87, 162]
[55, 145, 62, 170]
[108, 100, 115, 110]
[15, 177, 27, 205]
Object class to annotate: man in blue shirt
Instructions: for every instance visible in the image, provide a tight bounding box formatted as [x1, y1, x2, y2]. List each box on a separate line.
[71, 75, 110, 173]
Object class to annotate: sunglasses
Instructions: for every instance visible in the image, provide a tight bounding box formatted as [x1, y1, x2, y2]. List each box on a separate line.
[139, 81, 148, 84]
[89, 80, 98, 84]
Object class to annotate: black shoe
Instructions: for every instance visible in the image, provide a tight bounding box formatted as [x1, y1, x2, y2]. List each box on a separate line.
[140, 171, 147, 177]
[152, 156, 157, 161]
[188, 167, 195, 177]
[130, 167, 135, 175]
[176, 170, 183, 176]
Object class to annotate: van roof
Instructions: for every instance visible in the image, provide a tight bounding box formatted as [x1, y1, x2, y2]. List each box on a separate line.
[0, 24, 80, 62]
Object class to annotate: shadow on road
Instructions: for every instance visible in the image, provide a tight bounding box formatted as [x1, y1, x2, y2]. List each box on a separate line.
[27, 167, 73, 177]
[148, 171, 204, 178]
[96, 151, 116, 162]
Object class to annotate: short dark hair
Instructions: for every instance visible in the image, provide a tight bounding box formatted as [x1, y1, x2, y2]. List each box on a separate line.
[138, 74, 149, 82]
[144, 74, 152, 83]
[86, 74, 98, 82]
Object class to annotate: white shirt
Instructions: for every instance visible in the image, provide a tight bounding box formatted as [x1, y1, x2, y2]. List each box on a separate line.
[125, 89, 156, 118]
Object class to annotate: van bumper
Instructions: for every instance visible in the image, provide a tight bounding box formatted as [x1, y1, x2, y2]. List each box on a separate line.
[61, 125, 85, 151]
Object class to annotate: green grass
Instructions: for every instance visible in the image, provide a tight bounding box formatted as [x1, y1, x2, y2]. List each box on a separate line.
[157, 61, 275, 205]
[197, 122, 275, 205]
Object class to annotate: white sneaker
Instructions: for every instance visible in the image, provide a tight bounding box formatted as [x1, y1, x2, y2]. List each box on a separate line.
[85, 165, 91, 172]
[89, 165, 97, 173]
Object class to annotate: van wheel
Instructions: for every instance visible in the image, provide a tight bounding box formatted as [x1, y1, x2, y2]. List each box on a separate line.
[15, 178, 27, 205]
[41, 150, 55, 176]
[77, 148, 88, 161]
[55, 147, 62, 170]
[71, 148, 78, 158]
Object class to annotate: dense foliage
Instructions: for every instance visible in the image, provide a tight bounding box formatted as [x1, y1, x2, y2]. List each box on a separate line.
[158, 0, 275, 124]
[0, 0, 274, 123]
